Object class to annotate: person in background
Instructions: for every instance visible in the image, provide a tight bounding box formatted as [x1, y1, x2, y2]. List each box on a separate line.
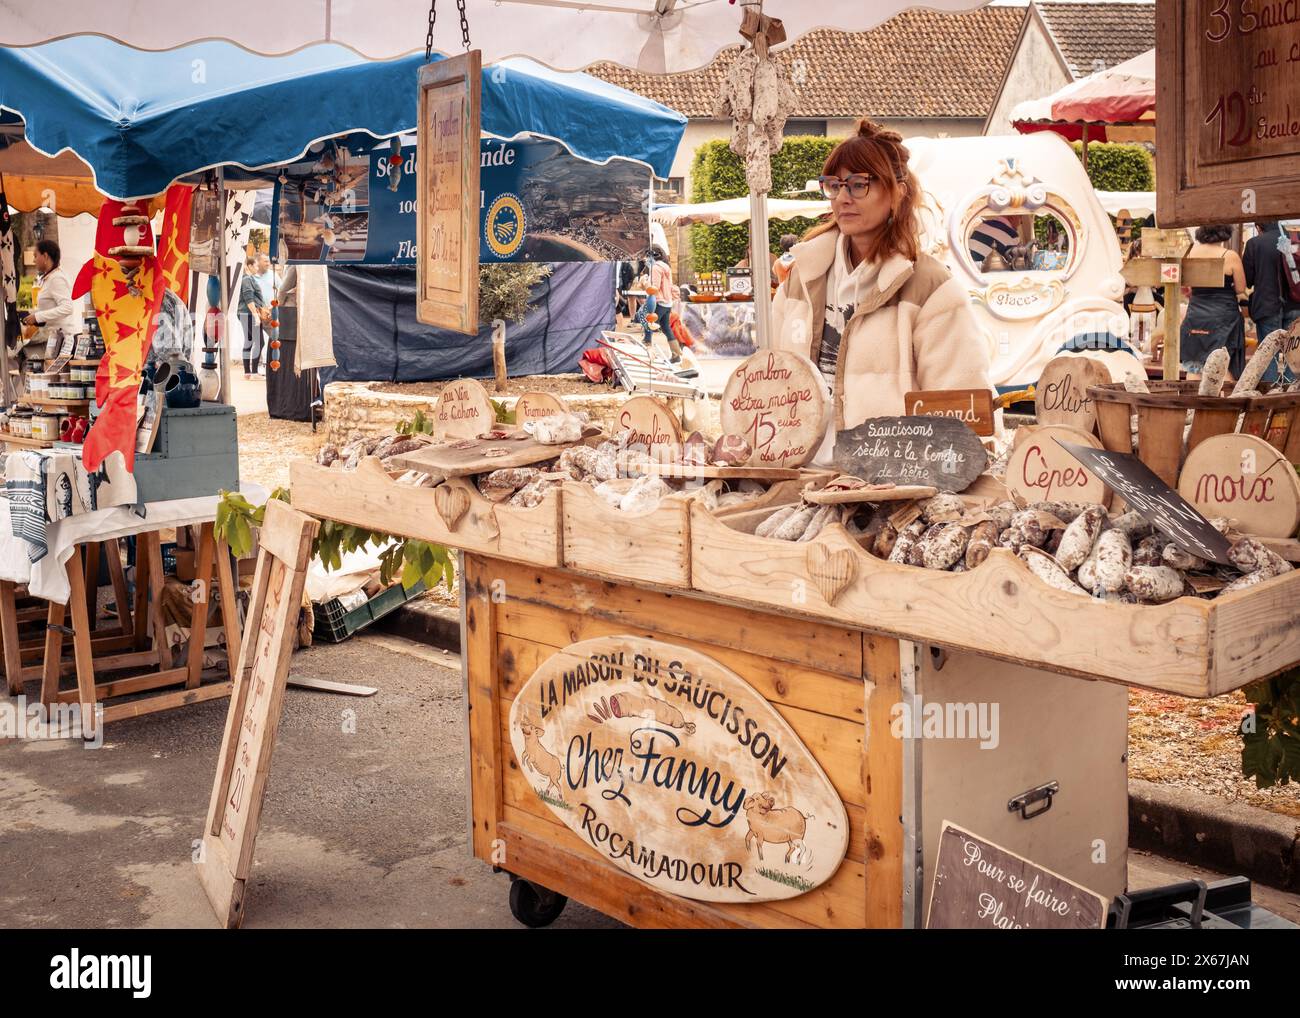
[238, 256, 268, 379]
[773, 233, 798, 285]
[1243, 221, 1300, 383]
[22, 239, 82, 361]
[771, 118, 990, 464]
[254, 250, 280, 358]
[1179, 224, 1247, 381]
[645, 245, 683, 360]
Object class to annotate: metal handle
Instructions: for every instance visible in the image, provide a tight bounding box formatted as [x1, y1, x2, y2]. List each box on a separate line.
[1008, 781, 1059, 820]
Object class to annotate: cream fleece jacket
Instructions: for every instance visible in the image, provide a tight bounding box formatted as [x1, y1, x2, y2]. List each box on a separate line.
[771, 230, 992, 432]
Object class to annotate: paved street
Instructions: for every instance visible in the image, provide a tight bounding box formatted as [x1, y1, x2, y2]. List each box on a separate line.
[1, 632, 1295, 929]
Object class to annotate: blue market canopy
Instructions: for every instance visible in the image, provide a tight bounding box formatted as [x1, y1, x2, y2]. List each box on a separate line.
[0, 36, 685, 200]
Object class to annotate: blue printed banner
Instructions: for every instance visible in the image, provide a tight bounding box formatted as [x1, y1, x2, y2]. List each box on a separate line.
[272, 133, 650, 264]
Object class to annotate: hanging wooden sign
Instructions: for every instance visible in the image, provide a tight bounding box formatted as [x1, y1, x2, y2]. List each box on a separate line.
[719, 350, 828, 468]
[197, 501, 319, 928]
[507, 636, 849, 903]
[1156, 0, 1300, 226]
[833, 416, 987, 492]
[1004, 425, 1108, 505]
[903, 388, 995, 437]
[1178, 433, 1300, 538]
[617, 395, 683, 459]
[513, 391, 567, 426]
[433, 377, 494, 440]
[1034, 355, 1108, 434]
[417, 51, 482, 333]
[927, 823, 1107, 929]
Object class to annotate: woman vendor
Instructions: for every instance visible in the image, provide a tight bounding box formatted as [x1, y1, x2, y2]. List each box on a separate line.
[772, 119, 991, 461]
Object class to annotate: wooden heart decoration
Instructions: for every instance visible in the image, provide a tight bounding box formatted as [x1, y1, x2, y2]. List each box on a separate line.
[433, 483, 471, 530]
[805, 543, 857, 605]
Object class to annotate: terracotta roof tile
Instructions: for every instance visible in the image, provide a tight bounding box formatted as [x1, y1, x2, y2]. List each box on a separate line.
[588, 7, 1026, 120]
[1036, 2, 1155, 79]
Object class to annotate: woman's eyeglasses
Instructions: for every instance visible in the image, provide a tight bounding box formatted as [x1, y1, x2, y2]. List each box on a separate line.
[819, 174, 873, 199]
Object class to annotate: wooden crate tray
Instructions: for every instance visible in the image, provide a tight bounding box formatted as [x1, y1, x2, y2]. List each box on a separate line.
[560, 480, 693, 587]
[290, 457, 561, 567]
[689, 501, 1300, 698]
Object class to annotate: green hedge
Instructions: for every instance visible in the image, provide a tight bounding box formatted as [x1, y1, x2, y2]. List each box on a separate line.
[688, 136, 837, 273]
[1070, 141, 1155, 192]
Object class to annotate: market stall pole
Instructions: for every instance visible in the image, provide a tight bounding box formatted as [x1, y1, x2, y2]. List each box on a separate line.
[1120, 228, 1224, 380]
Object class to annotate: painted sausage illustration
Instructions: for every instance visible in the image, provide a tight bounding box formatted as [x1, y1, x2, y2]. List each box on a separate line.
[519, 720, 564, 797]
[744, 792, 814, 867]
[608, 692, 696, 734]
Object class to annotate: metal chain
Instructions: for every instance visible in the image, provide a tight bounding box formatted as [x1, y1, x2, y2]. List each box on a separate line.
[458, 0, 472, 50]
[425, 0, 436, 60]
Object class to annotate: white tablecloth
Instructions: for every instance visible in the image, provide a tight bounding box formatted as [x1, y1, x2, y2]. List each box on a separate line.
[0, 483, 268, 604]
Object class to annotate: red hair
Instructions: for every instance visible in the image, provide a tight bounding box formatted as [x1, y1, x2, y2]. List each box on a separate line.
[807, 118, 920, 263]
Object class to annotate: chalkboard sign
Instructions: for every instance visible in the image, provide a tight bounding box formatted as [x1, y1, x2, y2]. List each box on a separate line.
[927, 823, 1107, 930]
[833, 416, 988, 492]
[1058, 440, 1234, 565]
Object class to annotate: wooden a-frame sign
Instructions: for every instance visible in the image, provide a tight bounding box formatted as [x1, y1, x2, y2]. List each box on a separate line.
[197, 500, 319, 928]
[1156, 0, 1300, 226]
[417, 50, 482, 333]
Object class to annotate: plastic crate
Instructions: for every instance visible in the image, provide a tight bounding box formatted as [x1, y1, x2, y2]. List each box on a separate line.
[312, 580, 427, 643]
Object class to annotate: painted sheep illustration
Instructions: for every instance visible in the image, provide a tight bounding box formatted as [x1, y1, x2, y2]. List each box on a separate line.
[519, 720, 564, 797]
[744, 792, 814, 866]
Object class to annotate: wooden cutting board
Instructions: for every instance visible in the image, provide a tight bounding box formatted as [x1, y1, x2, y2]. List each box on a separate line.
[389, 426, 599, 478]
[802, 484, 938, 505]
[622, 461, 802, 481]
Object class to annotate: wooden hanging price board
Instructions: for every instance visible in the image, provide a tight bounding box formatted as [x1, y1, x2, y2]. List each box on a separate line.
[513, 391, 567, 426]
[927, 823, 1107, 929]
[1156, 0, 1300, 225]
[617, 395, 683, 459]
[197, 501, 319, 928]
[417, 51, 481, 333]
[434, 377, 495, 440]
[719, 351, 828, 467]
[833, 416, 987, 492]
[1177, 432, 1300, 538]
[903, 388, 995, 437]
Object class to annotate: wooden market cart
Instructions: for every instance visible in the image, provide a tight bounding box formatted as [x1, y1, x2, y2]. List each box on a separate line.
[291, 457, 1300, 929]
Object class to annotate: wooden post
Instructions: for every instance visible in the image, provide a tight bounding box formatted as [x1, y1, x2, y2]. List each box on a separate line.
[1080, 123, 1089, 172]
[1162, 272, 1181, 381]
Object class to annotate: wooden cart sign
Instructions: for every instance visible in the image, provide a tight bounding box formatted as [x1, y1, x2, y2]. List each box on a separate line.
[513, 391, 567, 426]
[417, 51, 482, 333]
[833, 416, 987, 491]
[507, 636, 849, 903]
[1156, 0, 1300, 226]
[1177, 433, 1300, 538]
[720, 350, 828, 468]
[618, 395, 683, 459]
[433, 377, 494, 439]
[1005, 425, 1108, 505]
[1034, 356, 1108, 434]
[1059, 440, 1235, 565]
[927, 823, 1106, 929]
[197, 501, 319, 928]
[903, 388, 995, 437]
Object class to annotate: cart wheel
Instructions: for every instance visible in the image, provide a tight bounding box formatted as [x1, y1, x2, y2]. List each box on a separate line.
[508, 878, 567, 928]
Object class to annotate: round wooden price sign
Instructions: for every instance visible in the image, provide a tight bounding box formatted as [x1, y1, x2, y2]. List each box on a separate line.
[433, 377, 494, 440]
[1178, 433, 1300, 538]
[617, 395, 683, 459]
[1005, 424, 1108, 505]
[719, 350, 828, 468]
[1034, 354, 1108, 434]
[514, 391, 567, 426]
